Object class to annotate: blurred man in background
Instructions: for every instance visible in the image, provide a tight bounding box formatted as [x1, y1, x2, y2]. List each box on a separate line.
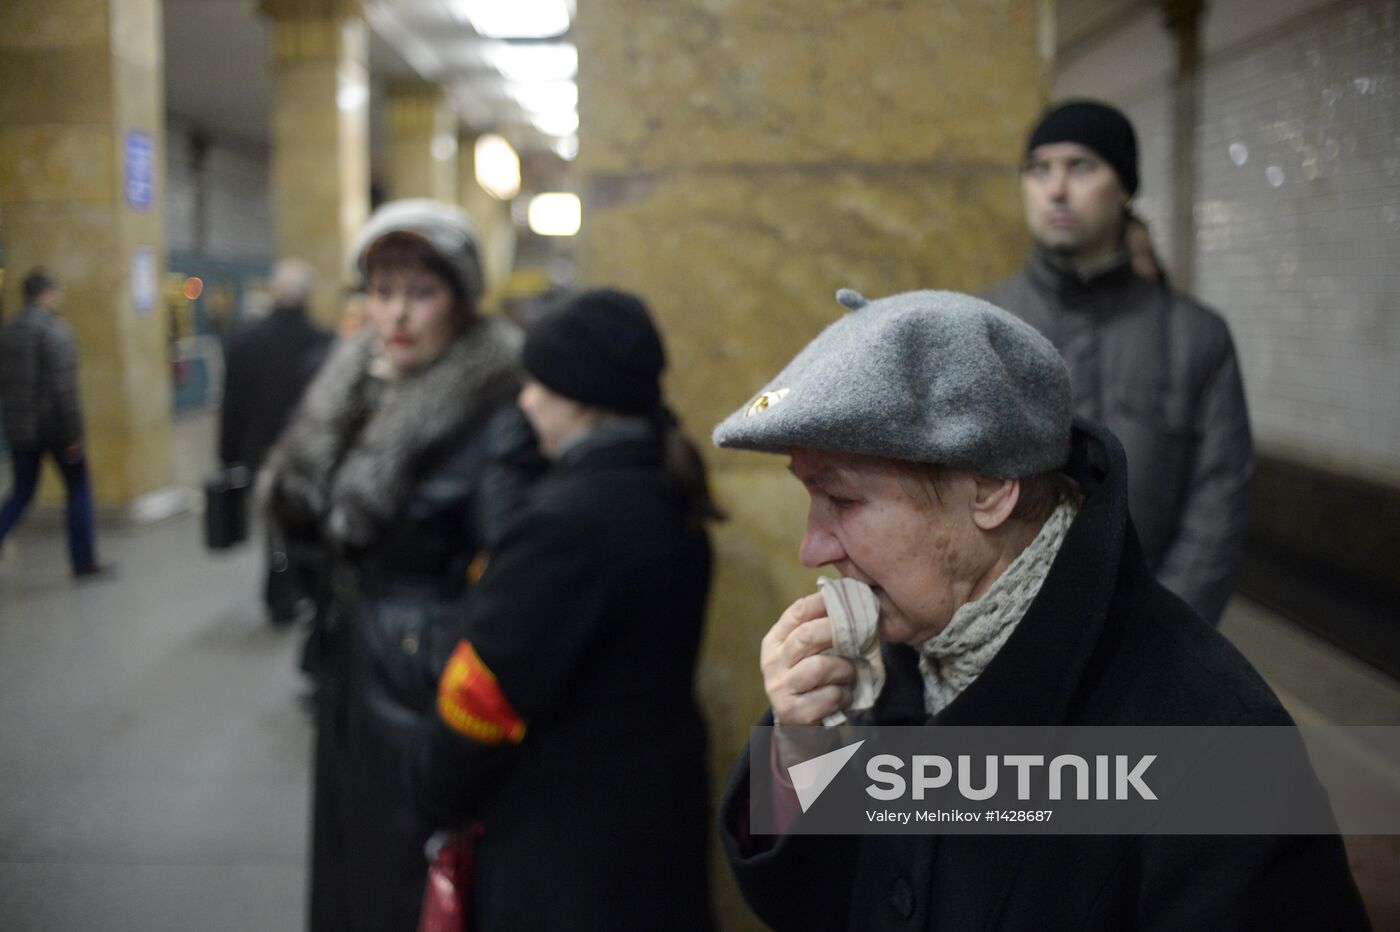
[220, 257, 332, 624]
[0, 269, 108, 579]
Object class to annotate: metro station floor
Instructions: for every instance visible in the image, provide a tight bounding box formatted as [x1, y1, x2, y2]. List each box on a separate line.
[0, 436, 1397, 929]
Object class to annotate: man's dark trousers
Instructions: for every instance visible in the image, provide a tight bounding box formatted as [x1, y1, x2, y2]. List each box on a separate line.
[0, 448, 96, 571]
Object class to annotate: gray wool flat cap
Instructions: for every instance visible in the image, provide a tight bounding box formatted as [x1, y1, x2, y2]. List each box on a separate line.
[712, 289, 1072, 478]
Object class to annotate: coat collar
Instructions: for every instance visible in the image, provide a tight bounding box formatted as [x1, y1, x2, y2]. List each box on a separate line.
[265, 315, 523, 549]
[1026, 244, 1138, 303]
[872, 418, 1130, 727]
[552, 428, 663, 477]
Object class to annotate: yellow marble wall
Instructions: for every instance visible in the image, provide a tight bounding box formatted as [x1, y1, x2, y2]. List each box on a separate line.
[261, 0, 369, 326]
[0, 0, 173, 507]
[457, 133, 518, 309]
[577, 2, 1050, 926]
[387, 82, 457, 204]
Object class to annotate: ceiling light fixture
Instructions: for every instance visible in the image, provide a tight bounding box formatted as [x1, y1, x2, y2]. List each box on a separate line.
[510, 80, 578, 114]
[530, 109, 580, 137]
[486, 43, 578, 82]
[553, 135, 579, 161]
[450, 0, 573, 39]
[528, 192, 582, 236]
[475, 134, 521, 200]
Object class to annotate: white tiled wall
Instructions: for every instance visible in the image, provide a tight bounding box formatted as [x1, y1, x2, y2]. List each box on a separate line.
[164, 121, 272, 262]
[1057, 0, 1400, 473]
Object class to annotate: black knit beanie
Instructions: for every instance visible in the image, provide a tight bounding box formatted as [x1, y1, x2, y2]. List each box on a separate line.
[1027, 100, 1140, 196]
[522, 288, 666, 415]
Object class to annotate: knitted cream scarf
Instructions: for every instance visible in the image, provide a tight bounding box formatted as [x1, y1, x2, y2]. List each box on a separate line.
[918, 500, 1078, 716]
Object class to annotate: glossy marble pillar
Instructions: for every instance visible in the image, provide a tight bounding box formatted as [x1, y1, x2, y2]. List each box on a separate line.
[260, 0, 369, 325]
[387, 81, 457, 204]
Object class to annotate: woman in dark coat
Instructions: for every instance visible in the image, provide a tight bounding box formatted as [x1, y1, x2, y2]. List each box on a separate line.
[414, 289, 721, 931]
[263, 199, 537, 931]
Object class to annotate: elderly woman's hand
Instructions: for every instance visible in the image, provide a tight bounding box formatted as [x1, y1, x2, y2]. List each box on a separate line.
[761, 592, 857, 725]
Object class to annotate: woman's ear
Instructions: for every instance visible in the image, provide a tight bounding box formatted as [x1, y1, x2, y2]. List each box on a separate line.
[969, 475, 1020, 531]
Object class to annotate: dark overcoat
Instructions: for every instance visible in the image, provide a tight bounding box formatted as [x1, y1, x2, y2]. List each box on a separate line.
[415, 430, 715, 932]
[218, 302, 332, 472]
[719, 420, 1368, 932]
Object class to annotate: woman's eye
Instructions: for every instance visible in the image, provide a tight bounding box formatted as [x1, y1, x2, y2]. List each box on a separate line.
[829, 495, 858, 509]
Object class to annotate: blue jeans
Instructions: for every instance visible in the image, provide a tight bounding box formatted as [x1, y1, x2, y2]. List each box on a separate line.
[0, 448, 97, 571]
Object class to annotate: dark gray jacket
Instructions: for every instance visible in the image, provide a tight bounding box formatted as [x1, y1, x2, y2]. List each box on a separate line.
[985, 249, 1253, 625]
[0, 303, 84, 451]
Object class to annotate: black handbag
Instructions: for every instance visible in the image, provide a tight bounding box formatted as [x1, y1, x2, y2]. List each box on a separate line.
[204, 464, 252, 550]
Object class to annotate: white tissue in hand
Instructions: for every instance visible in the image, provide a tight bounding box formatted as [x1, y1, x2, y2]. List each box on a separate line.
[818, 576, 886, 725]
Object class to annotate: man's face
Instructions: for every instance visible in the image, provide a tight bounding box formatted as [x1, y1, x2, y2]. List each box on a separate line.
[1021, 142, 1129, 261]
[789, 448, 988, 647]
[38, 286, 61, 311]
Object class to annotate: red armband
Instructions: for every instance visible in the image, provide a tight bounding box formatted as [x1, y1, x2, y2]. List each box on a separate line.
[437, 640, 527, 745]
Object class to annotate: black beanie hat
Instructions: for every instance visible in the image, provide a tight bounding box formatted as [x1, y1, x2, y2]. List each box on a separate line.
[522, 288, 666, 414]
[1027, 100, 1140, 196]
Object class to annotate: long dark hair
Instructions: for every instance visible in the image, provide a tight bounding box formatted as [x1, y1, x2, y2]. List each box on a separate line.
[655, 411, 726, 527]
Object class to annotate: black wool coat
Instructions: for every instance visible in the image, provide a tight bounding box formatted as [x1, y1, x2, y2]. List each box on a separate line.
[719, 420, 1369, 932]
[415, 431, 715, 932]
[218, 303, 332, 472]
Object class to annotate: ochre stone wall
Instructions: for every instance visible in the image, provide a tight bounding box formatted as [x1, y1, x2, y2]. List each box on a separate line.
[577, 2, 1050, 927]
[387, 81, 457, 204]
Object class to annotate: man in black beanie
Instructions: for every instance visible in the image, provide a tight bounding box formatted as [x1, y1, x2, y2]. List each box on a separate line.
[985, 99, 1254, 626]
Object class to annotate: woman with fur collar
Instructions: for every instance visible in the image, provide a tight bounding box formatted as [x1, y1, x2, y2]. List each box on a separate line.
[263, 200, 538, 932]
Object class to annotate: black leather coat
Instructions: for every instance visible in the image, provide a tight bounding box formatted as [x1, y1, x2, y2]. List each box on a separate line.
[264, 319, 537, 932]
[306, 409, 536, 932]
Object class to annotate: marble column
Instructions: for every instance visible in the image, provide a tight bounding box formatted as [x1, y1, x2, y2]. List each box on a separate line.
[577, 2, 1051, 925]
[387, 81, 458, 203]
[260, 0, 369, 326]
[0, 0, 174, 509]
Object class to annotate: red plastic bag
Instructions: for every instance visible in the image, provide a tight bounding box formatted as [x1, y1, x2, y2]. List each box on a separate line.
[419, 825, 479, 932]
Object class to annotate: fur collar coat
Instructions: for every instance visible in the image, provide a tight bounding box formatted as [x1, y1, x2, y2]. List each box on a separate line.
[264, 315, 522, 551]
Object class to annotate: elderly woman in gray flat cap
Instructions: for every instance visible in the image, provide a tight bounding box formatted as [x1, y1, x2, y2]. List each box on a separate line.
[713, 289, 1366, 932]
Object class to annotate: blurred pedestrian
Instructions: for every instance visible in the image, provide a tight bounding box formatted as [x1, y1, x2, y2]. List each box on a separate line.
[262, 200, 537, 931]
[985, 99, 1253, 625]
[413, 289, 720, 931]
[0, 269, 108, 578]
[219, 258, 333, 624]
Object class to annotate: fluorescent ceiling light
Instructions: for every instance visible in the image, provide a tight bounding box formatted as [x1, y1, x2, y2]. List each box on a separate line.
[510, 81, 578, 114]
[450, 0, 572, 39]
[475, 134, 521, 200]
[553, 135, 579, 161]
[431, 133, 458, 162]
[337, 82, 368, 112]
[486, 43, 577, 82]
[530, 109, 579, 137]
[528, 193, 581, 236]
